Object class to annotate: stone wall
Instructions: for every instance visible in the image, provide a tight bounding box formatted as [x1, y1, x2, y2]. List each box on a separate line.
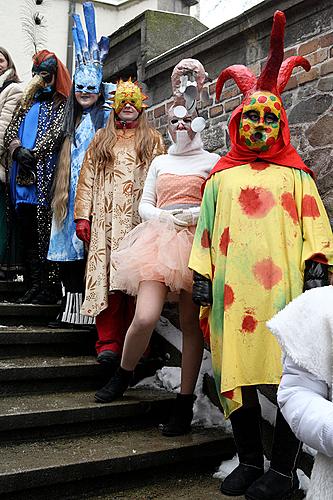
[145, 0, 333, 224]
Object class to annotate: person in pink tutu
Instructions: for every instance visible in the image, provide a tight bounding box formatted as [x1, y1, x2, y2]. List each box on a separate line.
[94, 59, 220, 436]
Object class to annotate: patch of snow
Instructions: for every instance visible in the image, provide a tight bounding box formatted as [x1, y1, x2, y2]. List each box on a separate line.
[297, 469, 310, 493]
[258, 391, 277, 426]
[303, 443, 316, 457]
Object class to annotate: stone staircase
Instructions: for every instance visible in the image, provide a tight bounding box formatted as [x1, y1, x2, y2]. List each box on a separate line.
[0, 283, 234, 499]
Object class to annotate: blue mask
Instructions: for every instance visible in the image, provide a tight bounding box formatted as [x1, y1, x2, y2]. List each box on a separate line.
[74, 64, 102, 94]
[72, 2, 109, 95]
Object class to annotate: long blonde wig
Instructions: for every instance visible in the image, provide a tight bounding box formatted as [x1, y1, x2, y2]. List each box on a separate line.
[51, 136, 72, 227]
[89, 110, 163, 171]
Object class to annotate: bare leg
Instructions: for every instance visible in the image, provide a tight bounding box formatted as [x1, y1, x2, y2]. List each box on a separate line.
[121, 280, 168, 371]
[178, 289, 204, 394]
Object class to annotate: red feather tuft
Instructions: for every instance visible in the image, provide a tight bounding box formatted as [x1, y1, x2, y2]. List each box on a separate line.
[277, 56, 311, 93]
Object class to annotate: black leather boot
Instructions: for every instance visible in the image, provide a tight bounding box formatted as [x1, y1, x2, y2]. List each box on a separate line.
[221, 406, 264, 496]
[245, 409, 301, 500]
[16, 257, 40, 304]
[160, 393, 195, 437]
[94, 366, 132, 403]
[31, 262, 61, 305]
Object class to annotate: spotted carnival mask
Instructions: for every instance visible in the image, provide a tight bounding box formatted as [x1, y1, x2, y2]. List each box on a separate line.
[239, 91, 282, 151]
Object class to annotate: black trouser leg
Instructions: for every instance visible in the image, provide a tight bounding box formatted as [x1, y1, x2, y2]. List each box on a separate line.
[270, 408, 301, 476]
[16, 205, 41, 303]
[221, 387, 264, 496]
[245, 400, 301, 500]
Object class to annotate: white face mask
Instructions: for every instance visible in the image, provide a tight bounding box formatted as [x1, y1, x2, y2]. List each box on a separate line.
[168, 130, 204, 155]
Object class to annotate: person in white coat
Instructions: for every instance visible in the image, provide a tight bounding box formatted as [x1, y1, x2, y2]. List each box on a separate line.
[0, 47, 23, 278]
[267, 286, 333, 500]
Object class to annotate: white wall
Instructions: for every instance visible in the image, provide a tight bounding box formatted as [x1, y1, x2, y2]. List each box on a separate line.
[0, 0, 199, 85]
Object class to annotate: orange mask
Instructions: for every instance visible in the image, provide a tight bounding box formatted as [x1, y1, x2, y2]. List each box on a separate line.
[112, 78, 148, 114]
[239, 91, 282, 151]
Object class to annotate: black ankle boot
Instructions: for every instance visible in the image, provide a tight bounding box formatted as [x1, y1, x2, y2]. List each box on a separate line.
[222, 464, 264, 497]
[245, 409, 301, 500]
[160, 393, 195, 437]
[16, 285, 40, 304]
[245, 469, 299, 500]
[31, 288, 59, 305]
[220, 406, 264, 496]
[94, 366, 132, 403]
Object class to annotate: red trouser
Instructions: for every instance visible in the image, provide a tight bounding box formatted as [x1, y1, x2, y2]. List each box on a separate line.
[95, 291, 135, 355]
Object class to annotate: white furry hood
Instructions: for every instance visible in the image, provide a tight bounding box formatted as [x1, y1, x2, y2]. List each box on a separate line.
[267, 286, 333, 387]
[0, 68, 15, 89]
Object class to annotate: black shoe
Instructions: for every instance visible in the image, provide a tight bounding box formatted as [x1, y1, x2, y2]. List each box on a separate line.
[97, 350, 121, 368]
[31, 289, 59, 305]
[221, 463, 264, 496]
[160, 393, 195, 437]
[94, 366, 132, 403]
[16, 286, 40, 304]
[245, 469, 299, 500]
[48, 319, 76, 329]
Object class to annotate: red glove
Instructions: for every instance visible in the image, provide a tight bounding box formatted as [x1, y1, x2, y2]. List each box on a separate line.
[76, 219, 91, 243]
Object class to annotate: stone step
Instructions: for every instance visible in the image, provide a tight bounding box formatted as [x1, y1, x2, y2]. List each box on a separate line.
[0, 388, 174, 434]
[0, 355, 102, 383]
[0, 281, 26, 302]
[0, 426, 234, 495]
[0, 303, 60, 325]
[0, 325, 96, 357]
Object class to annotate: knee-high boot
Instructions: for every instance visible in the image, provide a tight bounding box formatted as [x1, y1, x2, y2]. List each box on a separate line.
[221, 406, 264, 496]
[245, 408, 301, 500]
[16, 257, 41, 304]
[160, 393, 196, 437]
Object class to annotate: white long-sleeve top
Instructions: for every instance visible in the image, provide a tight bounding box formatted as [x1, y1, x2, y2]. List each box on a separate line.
[278, 355, 333, 457]
[139, 133, 220, 223]
[268, 286, 333, 499]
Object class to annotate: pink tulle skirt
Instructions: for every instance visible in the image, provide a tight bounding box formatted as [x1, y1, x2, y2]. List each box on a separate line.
[112, 219, 194, 296]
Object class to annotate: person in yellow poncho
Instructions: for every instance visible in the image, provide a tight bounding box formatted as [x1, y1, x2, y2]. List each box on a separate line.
[189, 10, 333, 500]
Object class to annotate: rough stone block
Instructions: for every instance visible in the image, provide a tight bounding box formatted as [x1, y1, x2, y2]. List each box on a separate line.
[320, 59, 333, 76]
[201, 125, 225, 152]
[298, 38, 320, 56]
[224, 97, 241, 113]
[320, 31, 333, 48]
[284, 47, 298, 59]
[297, 67, 319, 85]
[281, 92, 293, 110]
[154, 104, 166, 118]
[288, 94, 332, 125]
[209, 104, 223, 119]
[307, 48, 328, 67]
[222, 85, 239, 101]
[306, 115, 333, 147]
[317, 76, 333, 92]
[209, 82, 216, 96]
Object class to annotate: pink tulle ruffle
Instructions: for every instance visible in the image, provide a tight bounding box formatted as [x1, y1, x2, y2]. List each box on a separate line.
[112, 219, 194, 295]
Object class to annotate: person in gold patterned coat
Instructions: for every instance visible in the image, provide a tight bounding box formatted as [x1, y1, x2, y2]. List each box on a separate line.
[74, 79, 164, 367]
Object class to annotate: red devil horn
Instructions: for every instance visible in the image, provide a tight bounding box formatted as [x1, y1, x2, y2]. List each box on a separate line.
[256, 10, 286, 94]
[216, 65, 257, 101]
[277, 56, 311, 93]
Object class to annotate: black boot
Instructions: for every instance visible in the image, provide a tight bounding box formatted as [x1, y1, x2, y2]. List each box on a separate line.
[221, 406, 264, 496]
[31, 262, 61, 305]
[160, 393, 195, 437]
[16, 257, 41, 304]
[94, 366, 132, 403]
[245, 409, 301, 500]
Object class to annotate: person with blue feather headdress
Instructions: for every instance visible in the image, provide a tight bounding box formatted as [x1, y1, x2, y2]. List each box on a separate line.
[47, 1, 115, 327]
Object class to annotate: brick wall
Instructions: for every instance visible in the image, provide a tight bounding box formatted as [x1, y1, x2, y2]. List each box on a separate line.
[146, 0, 333, 224]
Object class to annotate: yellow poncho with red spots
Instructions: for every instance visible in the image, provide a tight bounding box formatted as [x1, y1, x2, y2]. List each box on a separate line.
[189, 162, 333, 418]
